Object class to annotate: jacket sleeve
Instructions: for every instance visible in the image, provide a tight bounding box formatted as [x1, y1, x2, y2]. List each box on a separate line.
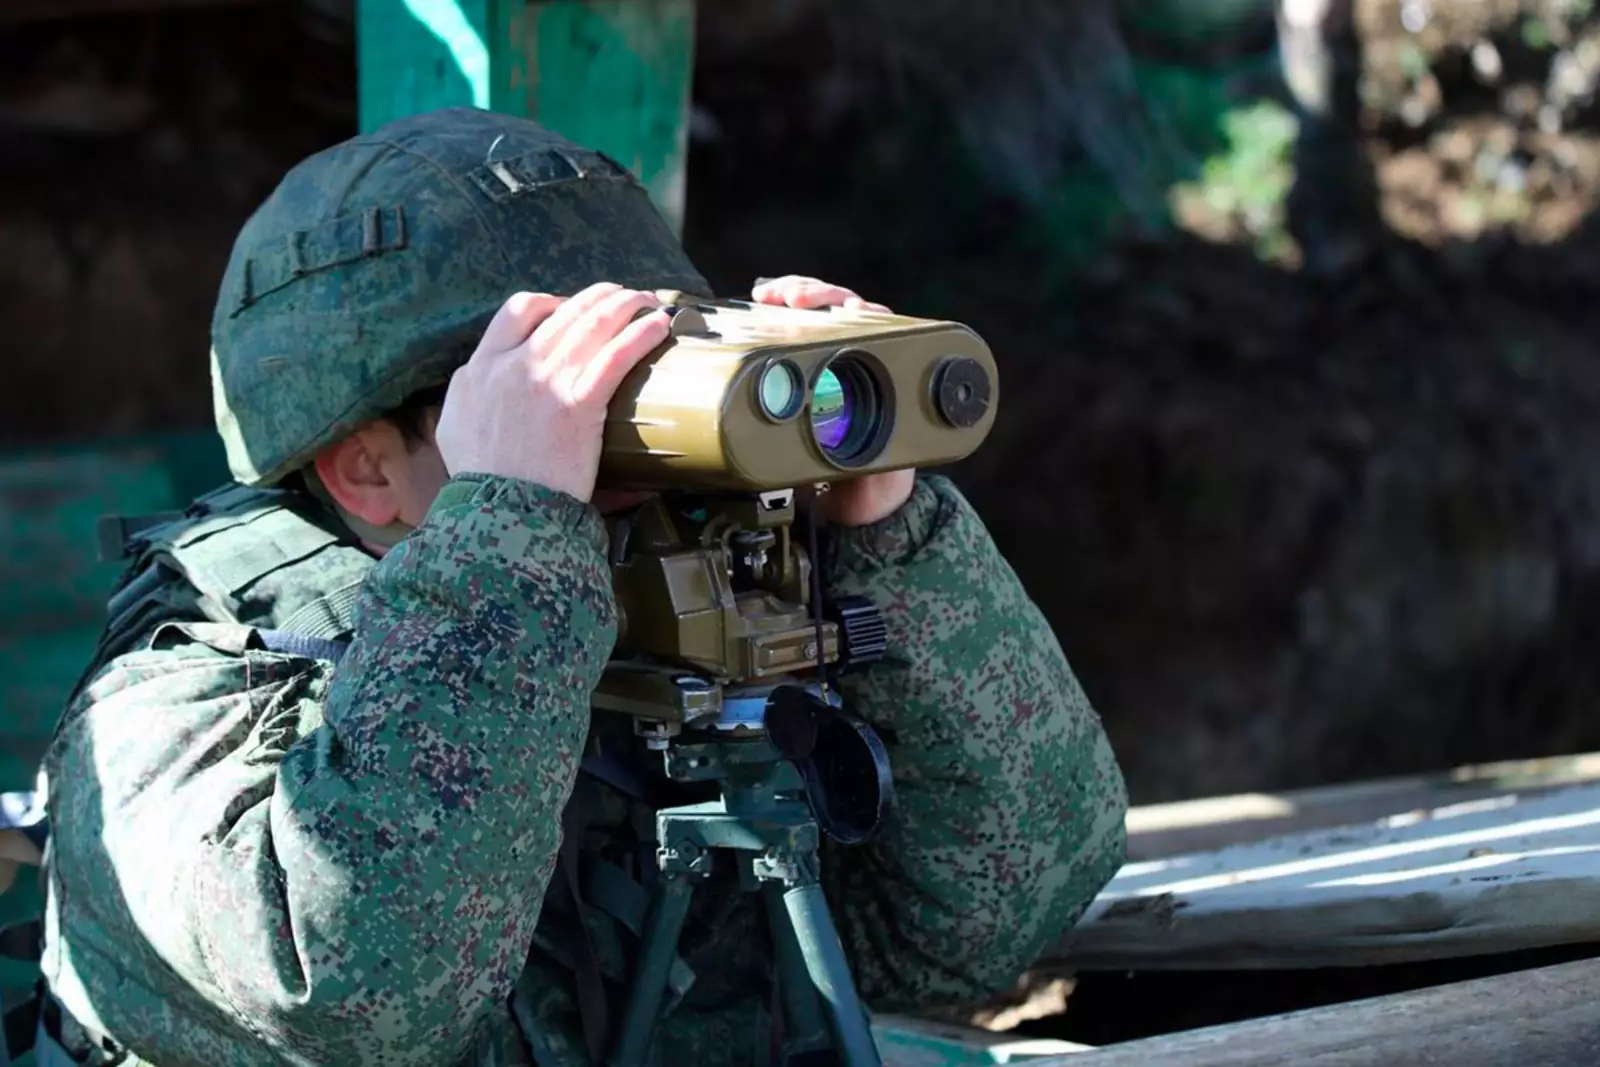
[43, 475, 614, 1066]
[818, 474, 1128, 1011]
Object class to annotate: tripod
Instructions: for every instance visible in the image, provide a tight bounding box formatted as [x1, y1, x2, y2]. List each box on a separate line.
[600, 685, 888, 1067]
[595, 487, 894, 1066]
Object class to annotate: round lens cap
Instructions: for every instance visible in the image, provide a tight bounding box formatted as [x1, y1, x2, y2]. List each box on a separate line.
[932, 357, 991, 428]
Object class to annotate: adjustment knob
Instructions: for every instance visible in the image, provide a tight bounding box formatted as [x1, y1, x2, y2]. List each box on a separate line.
[825, 596, 888, 672]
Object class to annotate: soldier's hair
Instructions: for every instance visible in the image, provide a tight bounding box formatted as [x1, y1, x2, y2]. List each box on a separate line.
[281, 382, 451, 499]
[388, 383, 450, 449]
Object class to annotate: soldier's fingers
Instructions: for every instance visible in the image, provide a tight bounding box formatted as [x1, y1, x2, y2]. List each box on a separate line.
[548, 288, 661, 374]
[529, 281, 626, 355]
[478, 292, 564, 354]
[571, 310, 671, 402]
[753, 274, 828, 297]
[843, 296, 893, 313]
[753, 275, 860, 310]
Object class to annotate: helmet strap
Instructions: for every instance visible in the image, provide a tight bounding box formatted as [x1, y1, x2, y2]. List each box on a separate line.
[300, 467, 416, 551]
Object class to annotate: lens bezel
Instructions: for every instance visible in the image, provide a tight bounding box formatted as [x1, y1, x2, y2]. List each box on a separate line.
[808, 348, 894, 470]
[755, 358, 806, 423]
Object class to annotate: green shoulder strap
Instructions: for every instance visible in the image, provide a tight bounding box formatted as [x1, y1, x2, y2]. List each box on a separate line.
[98, 482, 372, 649]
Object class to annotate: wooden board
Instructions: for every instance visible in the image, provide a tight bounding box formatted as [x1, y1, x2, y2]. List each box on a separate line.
[873, 1016, 1090, 1066]
[357, 0, 523, 129]
[1027, 957, 1600, 1066]
[1061, 780, 1600, 970]
[522, 0, 696, 231]
[356, 0, 695, 232]
[1126, 751, 1600, 860]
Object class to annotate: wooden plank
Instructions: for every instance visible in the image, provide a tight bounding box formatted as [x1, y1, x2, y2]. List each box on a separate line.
[1127, 752, 1600, 860]
[872, 1015, 1091, 1066]
[357, 0, 523, 129]
[1026, 957, 1600, 1066]
[356, 0, 695, 232]
[521, 0, 696, 232]
[1062, 781, 1600, 970]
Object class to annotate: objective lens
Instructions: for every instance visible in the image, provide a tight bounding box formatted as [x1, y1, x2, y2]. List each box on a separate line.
[809, 354, 886, 465]
[758, 361, 803, 420]
[811, 368, 854, 450]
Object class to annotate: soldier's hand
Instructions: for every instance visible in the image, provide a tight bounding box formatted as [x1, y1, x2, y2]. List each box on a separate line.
[435, 283, 670, 502]
[752, 275, 916, 526]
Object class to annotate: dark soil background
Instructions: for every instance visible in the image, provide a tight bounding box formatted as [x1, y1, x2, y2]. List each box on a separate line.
[8, 0, 1600, 803]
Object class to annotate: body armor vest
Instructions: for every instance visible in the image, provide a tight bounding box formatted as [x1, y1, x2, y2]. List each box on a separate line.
[10, 483, 702, 1067]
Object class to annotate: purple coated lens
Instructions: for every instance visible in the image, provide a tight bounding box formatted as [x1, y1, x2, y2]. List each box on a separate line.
[811, 367, 855, 452]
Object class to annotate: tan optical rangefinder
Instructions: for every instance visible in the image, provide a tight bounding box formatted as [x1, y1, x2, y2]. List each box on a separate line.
[598, 293, 1000, 491]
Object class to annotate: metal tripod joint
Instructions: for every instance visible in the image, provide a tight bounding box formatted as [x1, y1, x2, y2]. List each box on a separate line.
[657, 837, 712, 878]
[752, 847, 820, 888]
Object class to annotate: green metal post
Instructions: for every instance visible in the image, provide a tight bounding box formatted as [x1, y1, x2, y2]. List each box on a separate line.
[784, 881, 884, 1067]
[607, 873, 696, 1067]
[765, 882, 832, 1057]
[356, 0, 696, 232]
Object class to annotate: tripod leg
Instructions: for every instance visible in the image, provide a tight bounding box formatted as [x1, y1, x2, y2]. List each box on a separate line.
[764, 883, 831, 1056]
[607, 873, 695, 1067]
[781, 883, 883, 1067]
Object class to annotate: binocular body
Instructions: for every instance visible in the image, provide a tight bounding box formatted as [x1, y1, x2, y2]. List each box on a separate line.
[598, 296, 999, 492]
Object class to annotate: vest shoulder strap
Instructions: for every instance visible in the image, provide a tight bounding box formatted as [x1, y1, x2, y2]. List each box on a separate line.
[97, 484, 371, 654]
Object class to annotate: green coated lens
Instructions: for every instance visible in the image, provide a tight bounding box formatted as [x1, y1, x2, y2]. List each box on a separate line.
[759, 361, 802, 419]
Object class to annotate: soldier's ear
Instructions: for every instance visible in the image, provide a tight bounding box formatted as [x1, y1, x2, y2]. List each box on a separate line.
[312, 424, 407, 529]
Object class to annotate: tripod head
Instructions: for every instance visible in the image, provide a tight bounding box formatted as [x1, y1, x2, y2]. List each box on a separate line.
[594, 487, 893, 845]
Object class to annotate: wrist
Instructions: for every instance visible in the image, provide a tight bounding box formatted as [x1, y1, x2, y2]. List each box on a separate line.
[825, 474, 948, 576]
[819, 469, 917, 527]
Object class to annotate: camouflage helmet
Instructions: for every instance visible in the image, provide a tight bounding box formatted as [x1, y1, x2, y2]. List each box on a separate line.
[210, 107, 711, 485]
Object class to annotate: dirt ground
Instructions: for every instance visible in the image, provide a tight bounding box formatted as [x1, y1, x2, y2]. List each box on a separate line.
[681, 0, 1600, 803]
[9, 2, 1600, 804]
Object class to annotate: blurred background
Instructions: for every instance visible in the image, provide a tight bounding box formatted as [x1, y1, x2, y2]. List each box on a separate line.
[7, 0, 1600, 810]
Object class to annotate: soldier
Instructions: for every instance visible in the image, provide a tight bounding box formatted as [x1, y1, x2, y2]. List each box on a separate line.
[20, 108, 1126, 1066]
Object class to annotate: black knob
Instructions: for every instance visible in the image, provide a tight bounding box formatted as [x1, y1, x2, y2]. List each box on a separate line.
[825, 596, 888, 672]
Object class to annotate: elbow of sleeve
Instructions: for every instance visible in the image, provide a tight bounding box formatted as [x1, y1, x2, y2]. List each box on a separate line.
[1072, 806, 1127, 914]
[1058, 730, 1130, 903]
[979, 742, 1127, 991]
[949, 816, 1126, 1006]
[201, 916, 511, 1067]
[189, 833, 527, 1066]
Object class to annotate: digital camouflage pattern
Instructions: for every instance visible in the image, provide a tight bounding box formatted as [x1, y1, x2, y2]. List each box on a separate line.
[39, 471, 1127, 1066]
[209, 107, 709, 487]
[38, 106, 1126, 1066]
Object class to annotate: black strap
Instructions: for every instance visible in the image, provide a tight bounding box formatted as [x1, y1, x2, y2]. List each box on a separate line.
[94, 512, 185, 564]
[0, 920, 40, 964]
[3, 995, 38, 1065]
[558, 801, 612, 1064]
[38, 987, 125, 1067]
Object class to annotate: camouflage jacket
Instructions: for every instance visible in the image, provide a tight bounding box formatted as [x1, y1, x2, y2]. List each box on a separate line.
[38, 472, 1127, 1067]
